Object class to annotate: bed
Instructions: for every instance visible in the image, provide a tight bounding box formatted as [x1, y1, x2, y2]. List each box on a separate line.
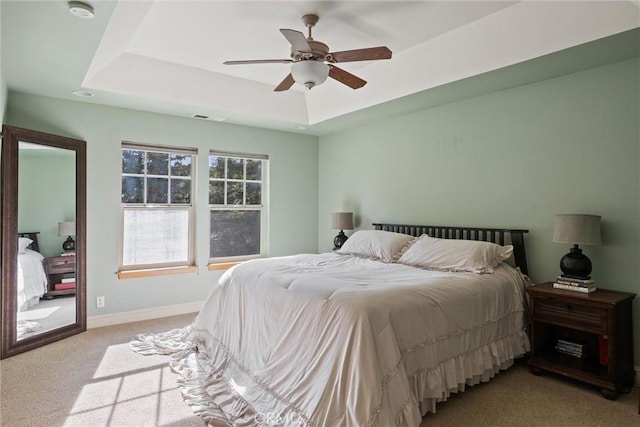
[132, 223, 531, 426]
[17, 232, 48, 311]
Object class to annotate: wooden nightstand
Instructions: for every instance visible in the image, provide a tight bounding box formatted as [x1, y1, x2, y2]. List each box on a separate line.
[526, 282, 635, 399]
[43, 255, 76, 297]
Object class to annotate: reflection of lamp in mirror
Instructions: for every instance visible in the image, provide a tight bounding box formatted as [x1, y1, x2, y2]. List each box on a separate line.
[58, 221, 76, 252]
[331, 212, 354, 250]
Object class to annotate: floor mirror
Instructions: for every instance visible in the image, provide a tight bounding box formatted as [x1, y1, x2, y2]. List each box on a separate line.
[1, 125, 86, 358]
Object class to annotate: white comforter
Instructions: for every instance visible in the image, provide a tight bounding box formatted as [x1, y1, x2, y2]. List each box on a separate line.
[17, 249, 48, 311]
[132, 253, 529, 426]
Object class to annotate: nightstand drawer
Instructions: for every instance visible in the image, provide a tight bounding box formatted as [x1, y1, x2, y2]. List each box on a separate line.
[47, 257, 76, 273]
[533, 297, 607, 333]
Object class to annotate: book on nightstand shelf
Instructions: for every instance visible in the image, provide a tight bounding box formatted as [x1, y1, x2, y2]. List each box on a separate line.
[54, 282, 75, 291]
[555, 338, 587, 359]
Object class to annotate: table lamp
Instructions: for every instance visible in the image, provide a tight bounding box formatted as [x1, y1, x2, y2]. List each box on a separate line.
[58, 221, 76, 252]
[552, 214, 601, 279]
[331, 212, 353, 250]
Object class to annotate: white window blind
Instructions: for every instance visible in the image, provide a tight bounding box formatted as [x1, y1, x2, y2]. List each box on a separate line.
[120, 142, 196, 271]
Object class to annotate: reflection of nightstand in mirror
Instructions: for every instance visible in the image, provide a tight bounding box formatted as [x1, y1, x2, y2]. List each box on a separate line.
[44, 255, 76, 298]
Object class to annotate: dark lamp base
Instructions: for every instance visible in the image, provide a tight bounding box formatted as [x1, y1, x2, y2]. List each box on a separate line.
[559, 244, 592, 280]
[62, 236, 76, 252]
[333, 230, 348, 251]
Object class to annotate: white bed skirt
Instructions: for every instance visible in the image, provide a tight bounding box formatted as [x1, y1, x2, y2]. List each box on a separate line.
[131, 326, 528, 426]
[18, 295, 41, 312]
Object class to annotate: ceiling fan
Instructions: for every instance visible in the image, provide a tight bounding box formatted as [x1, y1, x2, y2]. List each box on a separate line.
[223, 14, 392, 92]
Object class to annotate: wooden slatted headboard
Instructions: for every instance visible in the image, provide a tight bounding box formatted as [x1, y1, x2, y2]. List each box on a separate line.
[18, 231, 40, 253]
[372, 223, 529, 275]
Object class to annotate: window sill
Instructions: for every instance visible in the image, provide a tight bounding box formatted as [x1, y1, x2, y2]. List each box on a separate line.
[117, 265, 197, 280]
[208, 262, 242, 271]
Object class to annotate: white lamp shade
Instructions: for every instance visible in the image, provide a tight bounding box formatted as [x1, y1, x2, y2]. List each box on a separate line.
[552, 214, 601, 246]
[58, 221, 76, 237]
[291, 61, 329, 89]
[331, 212, 354, 230]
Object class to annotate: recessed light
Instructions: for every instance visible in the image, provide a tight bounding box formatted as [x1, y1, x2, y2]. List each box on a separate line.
[68, 1, 94, 19]
[294, 125, 307, 130]
[211, 117, 226, 122]
[72, 90, 94, 97]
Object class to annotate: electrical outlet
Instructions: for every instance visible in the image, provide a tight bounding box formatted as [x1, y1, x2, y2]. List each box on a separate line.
[96, 296, 105, 308]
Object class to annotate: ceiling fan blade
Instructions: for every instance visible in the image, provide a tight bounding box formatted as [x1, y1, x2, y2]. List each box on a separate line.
[280, 29, 311, 52]
[329, 46, 392, 63]
[274, 74, 295, 92]
[328, 65, 367, 89]
[224, 59, 293, 65]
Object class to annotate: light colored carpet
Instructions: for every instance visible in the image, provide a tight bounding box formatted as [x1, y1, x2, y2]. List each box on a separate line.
[1, 313, 638, 427]
[1, 313, 204, 427]
[17, 295, 76, 340]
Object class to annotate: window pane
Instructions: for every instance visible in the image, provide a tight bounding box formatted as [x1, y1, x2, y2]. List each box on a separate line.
[210, 210, 260, 258]
[209, 156, 225, 178]
[209, 181, 224, 204]
[227, 158, 244, 179]
[147, 152, 169, 175]
[147, 177, 168, 203]
[171, 178, 191, 204]
[123, 209, 189, 265]
[171, 154, 192, 177]
[246, 159, 261, 181]
[227, 182, 243, 205]
[122, 176, 144, 203]
[122, 149, 145, 174]
[246, 182, 261, 205]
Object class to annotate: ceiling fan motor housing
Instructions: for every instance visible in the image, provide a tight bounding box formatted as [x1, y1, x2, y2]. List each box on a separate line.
[291, 40, 330, 61]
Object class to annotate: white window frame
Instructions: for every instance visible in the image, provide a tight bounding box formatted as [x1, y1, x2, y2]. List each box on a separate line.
[119, 142, 197, 272]
[208, 150, 269, 264]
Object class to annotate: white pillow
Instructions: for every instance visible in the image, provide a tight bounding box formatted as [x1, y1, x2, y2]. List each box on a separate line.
[18, 237, 32, 254]
[397, 234, 513, 274]
[338, 230, 416, 263]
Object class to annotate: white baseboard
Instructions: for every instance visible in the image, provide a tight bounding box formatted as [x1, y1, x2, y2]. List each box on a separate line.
[87, 300, 204, 329]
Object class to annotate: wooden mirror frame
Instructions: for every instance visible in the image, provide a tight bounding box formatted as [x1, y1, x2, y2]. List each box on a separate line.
[1, 125, 86, 358]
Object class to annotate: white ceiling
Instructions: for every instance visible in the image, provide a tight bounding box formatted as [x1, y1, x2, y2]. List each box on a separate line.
[3, 1, 639, 135]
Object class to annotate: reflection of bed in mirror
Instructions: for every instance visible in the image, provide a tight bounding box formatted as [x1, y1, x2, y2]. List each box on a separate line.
[17, 232, 48, 311]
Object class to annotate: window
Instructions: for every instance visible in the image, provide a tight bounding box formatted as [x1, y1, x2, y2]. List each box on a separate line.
[209, 150, 268, 263]
[120, 142, 197, 273]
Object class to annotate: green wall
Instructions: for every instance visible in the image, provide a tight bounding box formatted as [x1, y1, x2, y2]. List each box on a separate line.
[6, 92, 319, 316]
[318, 58, 640, 364]
[18, 147, 76, 257]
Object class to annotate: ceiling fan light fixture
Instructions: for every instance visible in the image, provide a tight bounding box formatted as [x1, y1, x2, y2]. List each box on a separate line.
[291, 61, 329, 89]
